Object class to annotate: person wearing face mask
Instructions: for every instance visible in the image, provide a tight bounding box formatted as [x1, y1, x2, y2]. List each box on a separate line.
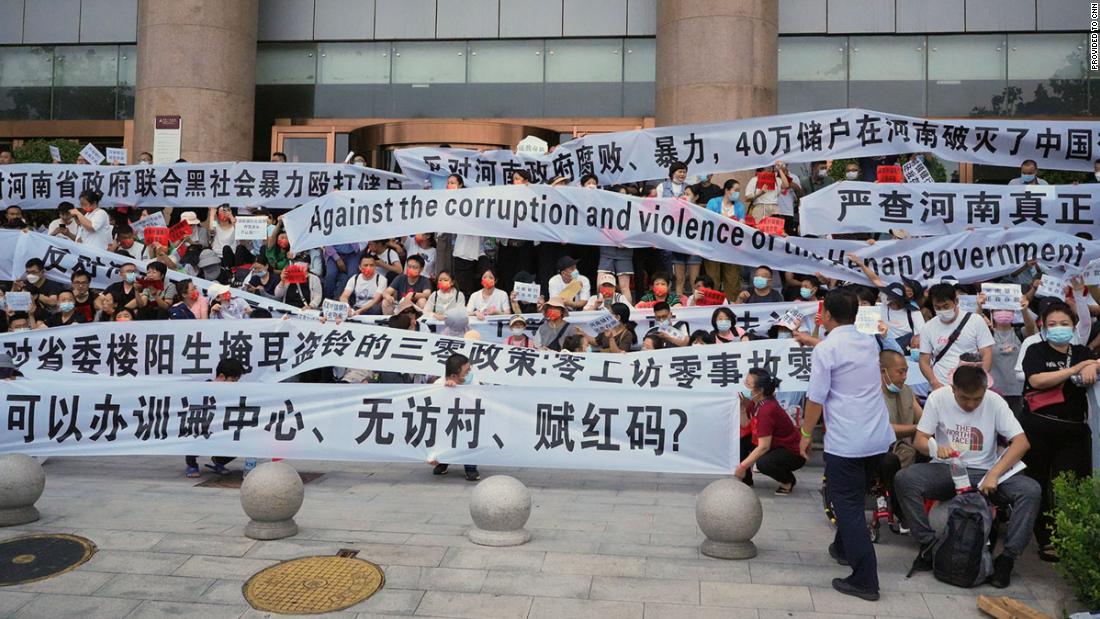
[534, 297, 576, 352]
[645, 301, 690, 348]
[877, 350, 925, 533]
[738, 265, 784, 304]
[1021, 301, 1099, 562]
[1007, 159, 1049, 186]
[274, 256, 322, 310]
[466, 269, 512, 319]
[547, 256, 591, 311]
[137, 151, 153, 165]
[843, 161, 862, 182]
[104, 263, 149, 315]
[703, 179, 746, 300]
[6, 311, 35, 333]
[208, 204, 237, 259]
[735, 368, 803, 494]
[242, 254, 280, 297]
[209, 283, 252, 320]
[169, 279, 207, 319]
[583, 273, 632, 311]
[429, 353, 481, 481]
[424, 270, 465, 319]
[985, 296, 1036, 415]
[71, 189, 112, 250]
[44, 290, 85, 327]
[711, 307, 746, 343]
[339, 254, 385, 316]
[591, 302, 636, 353]
[110, 224, 146, 260]
[804, 160, 835, 194]
[12, 258, 62, 314]
[382, 254, 432, 315]
[114, 308, 135, 322]
[797, 275, 822, 302]
[918, 284, 994, 390]
[636, 273, 681, 308]
[1014, 283, 1097, 385]
[265, 227, 292, 276]
[504, 314, 535, 348]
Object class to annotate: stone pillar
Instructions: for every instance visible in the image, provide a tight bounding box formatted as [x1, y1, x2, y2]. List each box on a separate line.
[655, 0, 778, 127]
[134, 0, 258, 163]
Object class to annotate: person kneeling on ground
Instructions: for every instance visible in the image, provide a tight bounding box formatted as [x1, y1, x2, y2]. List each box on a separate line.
[735, 368, 804, 494]
[895, 365, 1039, 588]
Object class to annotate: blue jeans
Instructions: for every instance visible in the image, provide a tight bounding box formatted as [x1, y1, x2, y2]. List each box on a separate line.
[323, 252, 359, 300]
[825, 452, 885, 592]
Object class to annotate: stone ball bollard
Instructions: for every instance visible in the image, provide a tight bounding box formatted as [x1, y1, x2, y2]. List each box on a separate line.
[0, 454, 46, 527]
[467, 475, 532, 547]
[240, 461, 304, 540]
[696, 478, 763, 559]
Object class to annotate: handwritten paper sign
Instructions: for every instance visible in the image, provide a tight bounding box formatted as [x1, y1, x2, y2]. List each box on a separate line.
[980, 283, 1022, 311]
[235, 216, 268, 241]
[876, 165, 904, 183]
[756, 216, 786, 236]
[1082, 259, 1100, 287]
[322, 299, 349, 322]
[696, 287, 727, 306]
[5, 291, 32, 312]
[957, 294, 978, 314]
[48, 145, 61, 162]
[512, 281, 540, 304]
[1036, 274, 1068, 300]
[902, 158, 934, 183]
[755, 171, 776, 191]
[572, 310, 619, 337]
[129, 212, 166, 240]
[142, 226, 169, 247]
[775, 308, 804, 332]
[855, 304, 882, 335]
[168, 220, 192, 243]
[105, 147, 127, 165]
[283, 264, 307, 285]
[79, 143, 105, 166]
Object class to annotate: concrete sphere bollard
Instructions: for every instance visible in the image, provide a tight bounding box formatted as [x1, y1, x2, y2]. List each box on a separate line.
[696, 478, 763, 559]
[240, 461, 304, 540]
[467, 475, 532, 547]
[0, 454, 46, 526]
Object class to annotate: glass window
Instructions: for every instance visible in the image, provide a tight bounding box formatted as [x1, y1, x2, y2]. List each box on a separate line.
[1008, 33, 1087, 80]
[779, 36, 847, 81]
[256, 44, 317, 85]
[0, 46, 53, 87]
[849, 36, 924, 81]
[392, 41, 466, 84]
[318, 42, 390, 84]
[469, 40, 544, 84]
[118, 45, 136, 87]
[928, 34, 1007, 116]
[624, 38, 655, 82]
[53, 45, 119, 87]
[281, 137, 328, 163]
[546, 39, 623, 83]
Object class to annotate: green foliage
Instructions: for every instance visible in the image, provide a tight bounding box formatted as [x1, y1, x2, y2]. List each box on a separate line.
[13, 139, 82, 164]
[1038, 169, 1092, 185]
[1050, 472, 1100, 610]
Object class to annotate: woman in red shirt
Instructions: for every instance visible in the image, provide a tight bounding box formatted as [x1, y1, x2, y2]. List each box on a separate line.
[734, 368, 805, 495]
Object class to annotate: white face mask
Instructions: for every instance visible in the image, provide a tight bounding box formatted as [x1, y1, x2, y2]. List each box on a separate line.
[510, 327, 526, 337]
[937, 308, 956, 323]
[24, 273, 40, 284]
[1094, 172, 1100, 181]
[845, 171, 859, 180]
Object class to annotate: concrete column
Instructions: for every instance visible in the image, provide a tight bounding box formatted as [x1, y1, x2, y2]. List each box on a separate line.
[655, 0, 778, 127]
[134, 0, 258, 163]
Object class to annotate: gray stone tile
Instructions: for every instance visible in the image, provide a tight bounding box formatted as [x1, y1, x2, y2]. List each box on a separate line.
[345, 588, 424, 615]
[198, 579, 247, 605]
[808, 587, 931, 617]
[82, 549, 192, 575]
[644, 557, 751, 582]
[440, 547, 546, 572]
[6, 569, 115, 595]
[597, 542, 700, 559]
[0, 591, 35, 616]
[173, 555, 280, 580]
[242, 538, 346, 560]
[152, 535, 256, 557]
[528, 597, 644, 619]
[644, 603, 759, 619]
[920, 592, 990, 619]
[748, 561, 837, 588]
[126, 599, 248, 618]
[414, 591, 532, 619]
[11, 593, 141, 619]
[93, 573, 215, 602]
[416, 567, 487, 593]
[70, 528, 166, 551]
[481, 571, 591, 599]
[542, 552, 646, 577]
[301, 528, 413, 545]
[701, 582, 814, 611]
[758, 612, 867, 619]
[242, 610, 357, 619]
[591, 576, 699, 604]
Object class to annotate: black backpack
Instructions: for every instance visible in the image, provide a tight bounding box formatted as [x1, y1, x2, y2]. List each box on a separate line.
[932, 491, 994, 588]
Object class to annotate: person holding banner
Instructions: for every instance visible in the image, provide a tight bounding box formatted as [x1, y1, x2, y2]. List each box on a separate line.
[429, 353, 481, 482]
[71, 189, 112, 250]
[739, 266, 784, 305]
[184, 358, 245, 478]
[711, 307, 747, 343]
[535, 297, 577, 352]
[799, 288, 896, 601]
[703, 179, 746, 301]
[424, 271, 465, 319]
[583, 273, 632, 311]
[382, 254, 431, 315]
[735, 368, 803, 495]
[466, 269, 514, 318]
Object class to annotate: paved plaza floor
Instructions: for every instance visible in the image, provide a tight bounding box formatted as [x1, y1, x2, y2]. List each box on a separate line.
[0, 456, 1076, 618]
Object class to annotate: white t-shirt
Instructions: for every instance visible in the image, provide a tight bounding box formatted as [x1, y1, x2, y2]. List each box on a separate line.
[211, 223, 236, 256]
[882, 303, 925, 338]
[917, 386, 1024, 470]
[76, 208, 112, 250]
[48, 217, 80, 238]
[343, 272, 387, 308]
[452, 235, 483, 261]
[409, 245, 437, 279]
[548, 274, 591, 303]
[919, 312, 994, 384]
[466, 288, 510, 315]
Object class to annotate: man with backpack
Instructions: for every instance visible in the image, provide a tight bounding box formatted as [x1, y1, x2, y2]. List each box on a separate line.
[895, 365, 1040, 588]
[918, 283, 994, 390]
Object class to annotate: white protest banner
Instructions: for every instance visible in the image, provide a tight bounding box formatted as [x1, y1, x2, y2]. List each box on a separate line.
[511, 281, 540, 304]
[394, 109, 1100, 187]
[0, 319, 815, 393]
[855, 305, 882, 335]
[128, 211, 166, 241]
[958, 294, 979, 314]
[980, 283, 1022, 311]
[105, 147, 127, 165]
[0, 162, 417, 210]
[3, 291, 31, 312]
[568, 310, 619, 337]
[48, 145, 61, 163]
[799, 182, 1100, 237]
[235, 216, 269, 241]
[79, 143, 105, 166]
[902, 158, 935, 183]
[322, 299, 349, 322]
[0, 378, 737, 475]
[1036, 274, 1068, 299]
[285, 185, 1100, 285]
[1084, 259, 1100, 286]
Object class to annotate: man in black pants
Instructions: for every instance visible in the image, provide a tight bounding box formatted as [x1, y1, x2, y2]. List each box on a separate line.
[185, 358, 245, 478]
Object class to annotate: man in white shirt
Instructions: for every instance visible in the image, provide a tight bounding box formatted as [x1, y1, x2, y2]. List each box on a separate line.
[895, 366, 1039, 589]
[48, 203, 81, 241]
[799, 289, 896, 601]
[547, 256, 591, 310]
[919, 284, 994, 389]
[72, 190, 113, 250]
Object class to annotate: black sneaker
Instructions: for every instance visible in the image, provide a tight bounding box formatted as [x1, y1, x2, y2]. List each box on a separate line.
[828, 542, 849, 566]
[432, 463, 449, 475]
[831, 577, 879, 601]
[988, 554, 1014, 589]
[906, 541, 935, 578]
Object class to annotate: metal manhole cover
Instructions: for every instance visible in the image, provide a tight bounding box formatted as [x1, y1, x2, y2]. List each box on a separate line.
[243, 555, 384, 614]
[195, 471, 324, 489]
[0, 534, 97, 586]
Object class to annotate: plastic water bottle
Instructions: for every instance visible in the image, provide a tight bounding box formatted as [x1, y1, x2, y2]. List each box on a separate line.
[949, 456, 972, 493]
[243, 458, 257, 476]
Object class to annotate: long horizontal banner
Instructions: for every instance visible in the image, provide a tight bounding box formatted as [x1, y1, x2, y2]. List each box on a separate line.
[0, 162, 416, 210]
[800, 182, 1100, 236]
[284, 185, 1100, 284]
[0, 319, 814, 392]
[0, 230, 300, 316]
[395, 109, 1100, 186]
[0, 379, 736, 475]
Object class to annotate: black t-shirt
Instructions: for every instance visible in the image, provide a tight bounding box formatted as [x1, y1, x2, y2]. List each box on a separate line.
[105, 282, 139, 309]
[745, 289, 785, 304]
[390, 274, 431, 298]
[72, 292, 98, 323]
[1022, 341, 1095, 422]
[45, 312, 86, 328]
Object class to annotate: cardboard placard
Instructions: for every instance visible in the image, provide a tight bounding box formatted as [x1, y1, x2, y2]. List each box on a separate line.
[322, 299, 349, 322]
[105, 147, 127, 165]
[1036, 274, 1068, 299]
[980, 283, 1022, 311]
[559, 279, 583, 302]
[129, 212, 166, 240]
[756, 216, 786, 236]
[512, 281, 540, 304]
[79, 143, 105, 166]
[283, 264, 307, 285]
[48, 145, 61, 162]
[168, 220, 192, 243]
[142, 226, 169, 246]
[854, 304, 882, 335]
[755, 171, 776, 191]
[235, 216, 268, 241]
[876, 165, 904, 183]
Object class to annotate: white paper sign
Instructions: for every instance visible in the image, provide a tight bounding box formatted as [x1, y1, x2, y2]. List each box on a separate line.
[322, 299, 349, 322]
[4, 291, 31, 312]
[1082, 259, 1100, 286]
[129, 212, 166, 240]
[855, 304, 882, 335]
[902, 158, 935, 183]
[48, 145, 61, 162]
[153, 115, 182, 165]
[775, 308, 805, 331]
[343, 151, 355, 164]
[980, 283, 1022, 311]
[957, 294, 978, 314]
[571, 310, 619, 337]
[105, 147, 127, 165]
[1036, 274, 1068, 299]
[79, 143, 105, 166]
[517, 135, 549, 156]
[512, 281, 540, 304]
[235, 216, 269, 241]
